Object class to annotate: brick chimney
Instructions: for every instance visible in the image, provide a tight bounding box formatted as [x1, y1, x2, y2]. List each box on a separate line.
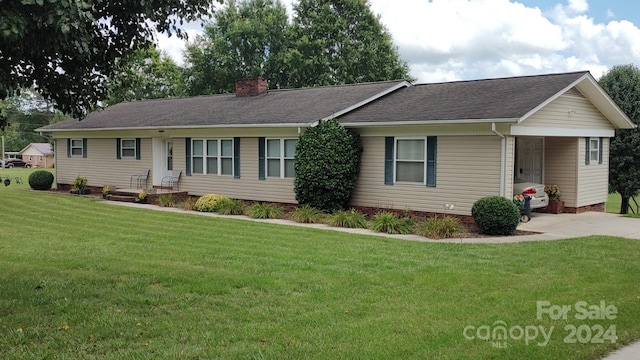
[235, 77, 268, 97]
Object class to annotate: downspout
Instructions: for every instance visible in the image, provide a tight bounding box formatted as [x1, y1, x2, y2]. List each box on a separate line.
[492, 122, 506, 197]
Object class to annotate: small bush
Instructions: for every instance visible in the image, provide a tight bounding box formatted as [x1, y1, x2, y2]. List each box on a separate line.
[291, 205, 325, 223]
[195, 194, 229, 212]
[216, 198, 247, 216]
[178, 197, 198, 211]
[471, 196, 521, 235]
[157, 194, 175, 207]
[371, 211, 414, 234]
[28, 170, 54, 190]
[416, 216, 465, 239]
[248, 202, 283, 219]
[73, 176, 87, 190]
[326, 209, 368, 228]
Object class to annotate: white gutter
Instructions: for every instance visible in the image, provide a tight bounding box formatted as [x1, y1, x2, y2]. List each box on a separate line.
[492, 122, 506, 197]
[35, 123, 311, 132]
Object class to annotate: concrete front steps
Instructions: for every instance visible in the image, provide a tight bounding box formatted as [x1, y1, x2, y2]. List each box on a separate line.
[105, 188, 189, 204]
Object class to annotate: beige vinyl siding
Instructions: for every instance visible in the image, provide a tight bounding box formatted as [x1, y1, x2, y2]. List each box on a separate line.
[577, 137, 609, 207]
[54, 138, 152, 188]
[355, 123, 509, 137]
[351, 136, 502, 215]
[544, 137, 578, 208]
[504, 136, 515, 199]
[523, 91, 615, 130]
[173, 137, 297, 203]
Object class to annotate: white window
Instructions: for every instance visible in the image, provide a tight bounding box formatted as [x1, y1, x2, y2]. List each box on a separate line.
[266, 139, 297, 178]
[589, 137, 600, 163]
[70, 139, 84, 157]
[395, 138, 425, 183]
[192, 139, 233, 175]
[121, 139, 136, 158]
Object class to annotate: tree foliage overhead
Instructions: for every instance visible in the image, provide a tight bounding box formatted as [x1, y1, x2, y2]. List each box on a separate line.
[598, 64, 640, 214]
[294, 119, 363, 212]
[183, 0, 412, 95]
[0, 0, 222, 119]
[106, 46, 185, 106]
[183, 0, 290, 95]
[285, 0, 411, 87]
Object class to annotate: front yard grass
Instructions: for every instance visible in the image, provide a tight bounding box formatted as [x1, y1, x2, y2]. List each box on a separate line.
[1, 188, 639, 359]
[606, 192, 640, 218]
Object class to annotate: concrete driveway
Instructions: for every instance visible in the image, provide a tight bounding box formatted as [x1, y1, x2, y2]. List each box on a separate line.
[517, 212, 640, 240]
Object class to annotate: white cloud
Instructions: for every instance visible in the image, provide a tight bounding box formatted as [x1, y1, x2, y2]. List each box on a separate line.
[156, 0, 640, 82]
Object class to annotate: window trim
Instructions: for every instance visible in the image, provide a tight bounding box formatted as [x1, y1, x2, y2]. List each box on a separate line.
[191, 138, 234, 176]
[120, 138, 137, 158]
[265, 138, 297, 179]
[394, 137, 427, 185]
[589, 137, 600, 164]
[70, 138, 84, 157]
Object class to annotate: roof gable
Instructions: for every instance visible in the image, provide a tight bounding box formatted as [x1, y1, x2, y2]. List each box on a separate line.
[19, 143, 53, 155]
[337, 71, 635, 129]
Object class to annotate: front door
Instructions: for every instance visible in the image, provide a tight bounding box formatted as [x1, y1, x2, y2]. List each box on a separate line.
[517, 138, 543, 183]
[165, 140, 173, 176]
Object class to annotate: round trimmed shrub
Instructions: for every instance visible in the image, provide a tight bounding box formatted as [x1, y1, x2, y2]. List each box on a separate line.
[294, 119, 363, 212]
[194, 194, 229, 212]
[28, 170, 54, 190]
[471, 196, 521, 235]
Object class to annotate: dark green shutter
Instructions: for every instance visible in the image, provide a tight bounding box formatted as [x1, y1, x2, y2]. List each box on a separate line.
[258, 137, 265, 180]
[116, 138, 121, 159]
[234, 137, 240, 178]
[598, 137, 603, 164]
[82, 138, 87, 158]
[384, 137, 394, 185]
[426, 136, 437, 187]
[67, 139, 71, 157]
[185, 138, 192, 176]
[585, 137, 590, 165]
[135, 138, 141, 160]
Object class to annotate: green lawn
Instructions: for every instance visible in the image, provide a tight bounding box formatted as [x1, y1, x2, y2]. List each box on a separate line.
[1, 183, 639, 359]
[606, 192, 640, 217]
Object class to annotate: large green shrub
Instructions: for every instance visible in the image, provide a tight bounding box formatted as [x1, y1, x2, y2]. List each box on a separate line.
[294, 118, 363, 212]
[195, 194, 229, 212]
[471, 196, 521, 235]
[28, 170, 54, 190]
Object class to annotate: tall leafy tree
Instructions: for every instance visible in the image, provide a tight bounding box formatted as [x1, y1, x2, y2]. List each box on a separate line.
[599, 64, 640, 214]
[285, 0, 411, 87]
[0, 0, 223, 119]
[183, 0, 290, 95]
[106, 46, 185, 106]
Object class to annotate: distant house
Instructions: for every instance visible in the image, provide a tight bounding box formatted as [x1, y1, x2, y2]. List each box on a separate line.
[19, 143, 54, 168]
[37, 72, 636, 216]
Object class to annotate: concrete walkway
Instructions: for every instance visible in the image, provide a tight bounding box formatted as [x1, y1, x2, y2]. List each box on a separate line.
[103, 201, 640, 358]
[518, 211, 640, 240]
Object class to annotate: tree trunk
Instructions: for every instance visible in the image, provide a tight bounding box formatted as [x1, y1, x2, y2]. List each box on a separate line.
[620, 195, 630, 214]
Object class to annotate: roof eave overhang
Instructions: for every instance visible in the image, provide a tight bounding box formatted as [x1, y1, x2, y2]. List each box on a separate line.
[35, 123, 312, 133]
[339, 118, 518, 127]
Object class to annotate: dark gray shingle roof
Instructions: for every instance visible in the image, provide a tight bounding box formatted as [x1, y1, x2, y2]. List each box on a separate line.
[337, 71, 589, 123]
[41, 80, 406, 130]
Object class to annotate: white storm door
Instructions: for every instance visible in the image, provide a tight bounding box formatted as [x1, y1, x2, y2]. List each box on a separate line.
[518, 138, 543, 183]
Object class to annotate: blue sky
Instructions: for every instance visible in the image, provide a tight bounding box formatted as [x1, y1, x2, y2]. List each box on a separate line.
[519, 0, 639, 24]
[158, 0, 640, 83]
